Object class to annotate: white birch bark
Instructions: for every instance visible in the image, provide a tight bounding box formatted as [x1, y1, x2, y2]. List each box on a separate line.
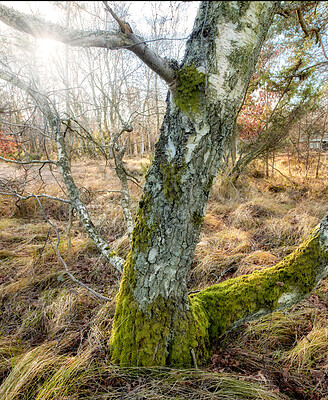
[131, 1, 278, 309]
[110, 2, 279, 366]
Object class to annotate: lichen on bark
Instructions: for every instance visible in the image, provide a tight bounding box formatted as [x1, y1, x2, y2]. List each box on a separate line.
[131, 193, 157, 253]
[159, 160, 186, 203]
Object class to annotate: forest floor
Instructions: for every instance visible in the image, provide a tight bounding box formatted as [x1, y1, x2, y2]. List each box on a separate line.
[0, 154, 328, 399]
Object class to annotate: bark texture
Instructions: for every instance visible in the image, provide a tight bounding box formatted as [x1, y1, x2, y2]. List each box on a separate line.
[110, 1, 278, 367]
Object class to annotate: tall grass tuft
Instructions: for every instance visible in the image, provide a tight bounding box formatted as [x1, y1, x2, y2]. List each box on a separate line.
[35, 349, 93, 400]
[283, 326, 328, 370]
[0, 342, 64, 400]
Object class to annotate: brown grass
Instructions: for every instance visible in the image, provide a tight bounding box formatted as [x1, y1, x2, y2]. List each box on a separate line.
[1, 155, 328, 399]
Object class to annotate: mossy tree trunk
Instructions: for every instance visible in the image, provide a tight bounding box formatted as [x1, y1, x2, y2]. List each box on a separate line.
[110, 2, 279, 367]
[0, 0, 326, 368]
[191, 218, 328, 344]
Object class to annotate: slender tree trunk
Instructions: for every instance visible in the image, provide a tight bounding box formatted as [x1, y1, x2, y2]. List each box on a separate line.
[110, 1, 278, 367]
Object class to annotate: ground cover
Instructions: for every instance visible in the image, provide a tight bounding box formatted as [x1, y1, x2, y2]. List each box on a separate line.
[0, 155, 327, 399]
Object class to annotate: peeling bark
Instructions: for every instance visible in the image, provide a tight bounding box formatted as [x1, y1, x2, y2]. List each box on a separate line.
[110, 1, 279, 366]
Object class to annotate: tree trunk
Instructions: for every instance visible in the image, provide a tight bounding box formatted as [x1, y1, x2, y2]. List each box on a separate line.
[110, 1, 278, 367]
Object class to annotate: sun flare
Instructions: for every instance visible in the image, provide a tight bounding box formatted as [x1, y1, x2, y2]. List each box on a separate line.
[35, 38, 61, 61]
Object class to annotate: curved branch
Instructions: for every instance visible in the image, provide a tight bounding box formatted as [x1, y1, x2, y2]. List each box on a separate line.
[0, 68, 125, 274]
[296, 7, 320, 43]
[0, 3, 176, 88]
[191, 214, 328, 345]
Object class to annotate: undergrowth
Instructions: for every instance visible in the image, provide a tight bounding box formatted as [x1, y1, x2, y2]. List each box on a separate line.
[0, 156, 328, 399]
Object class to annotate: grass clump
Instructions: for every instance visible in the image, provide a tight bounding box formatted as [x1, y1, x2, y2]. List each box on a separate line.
[0, 342, 64, 400]
[283, 326, 328, 370]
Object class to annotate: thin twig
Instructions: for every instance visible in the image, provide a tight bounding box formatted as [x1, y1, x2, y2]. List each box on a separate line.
[0, 155, 57, 165]
[33, 194, 112, 302]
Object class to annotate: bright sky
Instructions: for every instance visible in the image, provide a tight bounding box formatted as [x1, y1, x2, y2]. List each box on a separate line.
[1, 1, 199, 61]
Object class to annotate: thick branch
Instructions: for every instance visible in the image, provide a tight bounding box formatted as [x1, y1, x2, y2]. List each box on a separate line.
[191, 214, 328, 344]
[0, 3, 125, 48]
[0, 3, 176, 88]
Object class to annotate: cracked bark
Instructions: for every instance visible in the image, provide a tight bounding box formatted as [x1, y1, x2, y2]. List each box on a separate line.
[110, 1, 281, 367]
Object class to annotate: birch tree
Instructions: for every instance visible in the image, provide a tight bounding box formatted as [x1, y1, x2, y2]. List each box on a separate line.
[0, 1, 328, 368]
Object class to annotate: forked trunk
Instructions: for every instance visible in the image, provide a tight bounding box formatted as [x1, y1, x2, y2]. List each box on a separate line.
[110, 2, 277, 366]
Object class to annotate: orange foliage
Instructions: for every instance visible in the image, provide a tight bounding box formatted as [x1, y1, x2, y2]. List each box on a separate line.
[237, 89, 277, 143]
[0, 131, 21, 159]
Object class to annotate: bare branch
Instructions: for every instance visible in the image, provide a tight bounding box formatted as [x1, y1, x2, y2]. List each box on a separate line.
[0, 2, 176, 88]
[0, 155, 57, 165]
[0, 2, 125, 48]
[276, 2, 321, 44]
[0, 68, 126, 274]
[102, 2, 133, 34]
[32, 194, 112, 302]
[0, 189, 71, 205]
[111, 125, 135, 244]
[296, 7, 320, 43]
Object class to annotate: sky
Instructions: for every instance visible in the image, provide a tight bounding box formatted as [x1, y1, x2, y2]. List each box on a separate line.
[1, 1, 199, 62]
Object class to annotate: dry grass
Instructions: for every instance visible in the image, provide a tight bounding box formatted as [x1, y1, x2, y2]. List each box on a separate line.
[234, 250, 278, 277]
[238, 308, 321, 353]
[0, 342, 65, 400]
[283, 326, 328, 370]
[1, 155, 328, 399]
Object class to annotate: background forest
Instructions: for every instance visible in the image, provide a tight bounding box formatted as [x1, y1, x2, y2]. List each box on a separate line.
[1, 1, 328, 399]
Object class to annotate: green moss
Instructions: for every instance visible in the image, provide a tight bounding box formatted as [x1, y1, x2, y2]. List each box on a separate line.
[174, 66, 206, 115]
[131, 194, 157, 253]
[191, 212, 204, 229]
[111, 228, 327, 366]
[190, 228, 328, 343]
[217, 2, 252, 28]
[110, 272, 210, 367]
[160, 161, 186, 203]
[228, 43, 255, 81]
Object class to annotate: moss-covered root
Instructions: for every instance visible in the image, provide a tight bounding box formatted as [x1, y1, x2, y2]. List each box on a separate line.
[109, 272, 210, 367]
[191, 226, 328, 344]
